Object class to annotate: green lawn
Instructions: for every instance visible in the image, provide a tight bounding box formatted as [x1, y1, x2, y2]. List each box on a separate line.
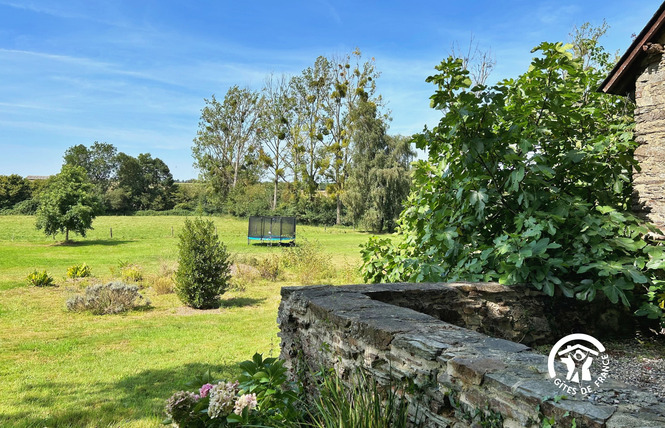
[0, 215, 374, 427]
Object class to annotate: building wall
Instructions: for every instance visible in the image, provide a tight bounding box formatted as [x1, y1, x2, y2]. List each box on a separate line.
[634, 44, 665, 227]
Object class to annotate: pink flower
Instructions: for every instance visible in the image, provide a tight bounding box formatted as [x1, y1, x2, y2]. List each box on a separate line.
[199, 383, 214, 398]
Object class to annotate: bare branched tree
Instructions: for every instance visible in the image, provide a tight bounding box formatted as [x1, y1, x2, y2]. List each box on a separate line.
[450, 35, 496, 86]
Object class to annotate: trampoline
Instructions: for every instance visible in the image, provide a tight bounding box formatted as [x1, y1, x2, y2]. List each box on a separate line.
[248, 216, 296, 245]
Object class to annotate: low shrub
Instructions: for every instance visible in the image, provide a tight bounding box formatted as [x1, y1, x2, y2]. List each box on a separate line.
[229, 264, 260, 292]
[66, 281, 151, 315]
[109, 260, 128, 277]
[67, 263, 91, 279]
[9, 198, 39, 215]
[232, 254, 260, 268]
[161, 354, 417, 428]
[26, 270, 54, 287]
[257, 255, 280, 281]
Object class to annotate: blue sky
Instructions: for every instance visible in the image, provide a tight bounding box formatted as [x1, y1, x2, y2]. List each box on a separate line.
[0, 0, 662, 180]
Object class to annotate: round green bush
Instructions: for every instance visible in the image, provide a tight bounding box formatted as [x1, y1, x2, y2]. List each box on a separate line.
[175, 218, 231, 309]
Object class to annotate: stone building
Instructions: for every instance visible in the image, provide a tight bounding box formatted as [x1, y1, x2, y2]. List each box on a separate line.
[600, 1, 665, 227]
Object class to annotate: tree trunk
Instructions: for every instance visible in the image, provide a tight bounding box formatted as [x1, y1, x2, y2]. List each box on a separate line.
[336, 195, 342, 225]
[233, 160, 239, 188]
[273, 177, 278, 211]
[65, 228, 69, 242]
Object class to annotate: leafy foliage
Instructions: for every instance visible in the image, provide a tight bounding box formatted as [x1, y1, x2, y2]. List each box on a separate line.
[26, 270, 54, 287]
[236, 353, 300, 424]
[344, 98, 414, 232]
[111, 152, 176, 212]
[63, 141, 118, 196]
[35, 165, 99, 242]
[0, 174, 31, 210]
[192, 87, 261, 203]
[163, 354, 301, 427]
[63, 142, 177, 213]
[4, 198, 39, 215]
[175, 218, 231, 309]
[67, 263, 92, 279]
[190, 51, 408, 226]
[120, 263, 143, 283]
[361, 42, 665, 325]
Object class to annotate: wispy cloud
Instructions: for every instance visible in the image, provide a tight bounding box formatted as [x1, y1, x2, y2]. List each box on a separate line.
[0, 0, 129, 27]
[0, 101, 74, 112]
[0, 47, 113, 69]
[313, 0, 342, 25]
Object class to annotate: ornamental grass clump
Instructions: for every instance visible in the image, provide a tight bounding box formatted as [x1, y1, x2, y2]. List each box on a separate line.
[308, 367, 414, 428]
[66, 281, 151, 315]
[175, 218, 231, 309]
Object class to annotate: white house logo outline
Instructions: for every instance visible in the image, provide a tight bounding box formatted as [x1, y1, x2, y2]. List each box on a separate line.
[547, 333, 610, 396]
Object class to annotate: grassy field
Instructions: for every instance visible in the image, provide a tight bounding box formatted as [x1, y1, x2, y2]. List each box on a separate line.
[0, 215, 374, 427]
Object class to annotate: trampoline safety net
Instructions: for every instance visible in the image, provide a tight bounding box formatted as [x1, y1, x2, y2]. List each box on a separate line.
[247, 216, 296, 244]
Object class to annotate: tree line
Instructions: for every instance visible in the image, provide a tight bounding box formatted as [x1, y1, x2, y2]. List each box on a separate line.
[62, 142, 177, 212]
[0, 142, 185, 216]
[1, 49, 415, 234]
[192, 49, 414, 232]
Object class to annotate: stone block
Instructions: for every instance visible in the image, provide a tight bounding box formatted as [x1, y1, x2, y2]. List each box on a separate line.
[448, 356, 507, 386]
[605, 411, 665, 427]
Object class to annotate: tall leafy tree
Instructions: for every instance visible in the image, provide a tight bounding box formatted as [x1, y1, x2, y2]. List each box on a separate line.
[36, 165, 98, 242]
[63, 141, 118, 195]
[0, 174, 31, 209]
[290, 57, 331, 200]
[137, 153, 176, 210]
[258, 75, 294, 210]
[344, 100, 413, 232]
[324, 50, 381, 225]
[192, 87, 260, 201]
[111, 153, 176, 211]
[361, 41, 665, 326]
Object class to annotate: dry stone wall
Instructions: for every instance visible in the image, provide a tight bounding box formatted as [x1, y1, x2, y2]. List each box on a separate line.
[278, 282, 665, 427]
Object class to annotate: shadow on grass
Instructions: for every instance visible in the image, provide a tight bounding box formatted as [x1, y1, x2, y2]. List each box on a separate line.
[53, 239, 131, 247]
[2, 362, 236, 427]
[248, 241, 295, 247]
[220, 296, 266, 308]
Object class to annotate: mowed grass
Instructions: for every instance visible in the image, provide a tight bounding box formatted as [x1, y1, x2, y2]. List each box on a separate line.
[0, 215, 374, 427]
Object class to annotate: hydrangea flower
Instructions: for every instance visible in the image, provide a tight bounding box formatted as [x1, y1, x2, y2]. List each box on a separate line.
[199, 383, 213, 398]
[233, 393, 258, 415]
[207, 381, 239, 419]
[165, 390, 199, 425]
